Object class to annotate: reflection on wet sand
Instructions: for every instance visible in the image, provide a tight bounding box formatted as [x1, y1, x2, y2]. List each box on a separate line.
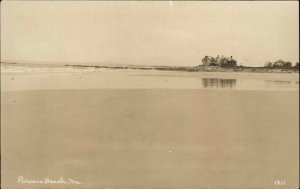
[201, 78, 298, 90]
[202, 78, 236, 89]
[265, 80, 292, 85]
[264, 80, 296, 89]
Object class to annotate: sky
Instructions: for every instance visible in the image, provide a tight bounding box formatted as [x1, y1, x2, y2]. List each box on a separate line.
[1, 1, 299, 67]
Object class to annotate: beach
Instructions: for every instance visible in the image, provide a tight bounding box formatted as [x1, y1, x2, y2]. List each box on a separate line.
[1, 65, 299, 189]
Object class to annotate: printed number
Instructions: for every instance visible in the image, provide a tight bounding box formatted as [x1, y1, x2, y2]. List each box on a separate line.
[274, 180, 286, 185]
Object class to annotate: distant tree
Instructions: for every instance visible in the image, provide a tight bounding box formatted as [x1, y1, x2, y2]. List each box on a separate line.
[264, 62, 273, 68]
[210, 57, 218, 65]
[283, 61, 292, 68]
[202, 56, 218, 66]
[202, 56, 209, 66]
[219, 57, 237, 67]
[268, 60, 293, 68]
[294, 62, 299, 69]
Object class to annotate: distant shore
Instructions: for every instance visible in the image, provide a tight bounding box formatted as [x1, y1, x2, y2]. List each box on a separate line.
[1, 62, 299, 73]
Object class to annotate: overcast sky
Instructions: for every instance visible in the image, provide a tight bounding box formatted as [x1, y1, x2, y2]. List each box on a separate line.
[1, 1, 299, 66]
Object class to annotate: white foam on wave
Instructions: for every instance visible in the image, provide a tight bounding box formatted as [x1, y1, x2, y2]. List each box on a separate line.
[1, 65, 110, 74]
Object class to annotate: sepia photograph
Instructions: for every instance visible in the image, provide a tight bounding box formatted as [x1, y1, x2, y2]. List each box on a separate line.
[1, 1, 299, 189]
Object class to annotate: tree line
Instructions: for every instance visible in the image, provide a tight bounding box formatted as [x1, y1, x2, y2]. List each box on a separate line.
[201, 55, 299, 69]
[202, 55, 237, 67]
[264, 60, 299, 69]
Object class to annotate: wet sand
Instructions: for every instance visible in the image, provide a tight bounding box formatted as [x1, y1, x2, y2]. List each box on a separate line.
[1, 66, 299, 91]
[1, 88, 299, 189]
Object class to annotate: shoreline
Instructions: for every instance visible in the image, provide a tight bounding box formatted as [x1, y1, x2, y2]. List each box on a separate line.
[1, 62, 299, 74]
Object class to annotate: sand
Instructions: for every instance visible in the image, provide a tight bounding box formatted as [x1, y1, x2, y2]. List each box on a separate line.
[1, 88, 299, 189]
[1, 67, 299, 189]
